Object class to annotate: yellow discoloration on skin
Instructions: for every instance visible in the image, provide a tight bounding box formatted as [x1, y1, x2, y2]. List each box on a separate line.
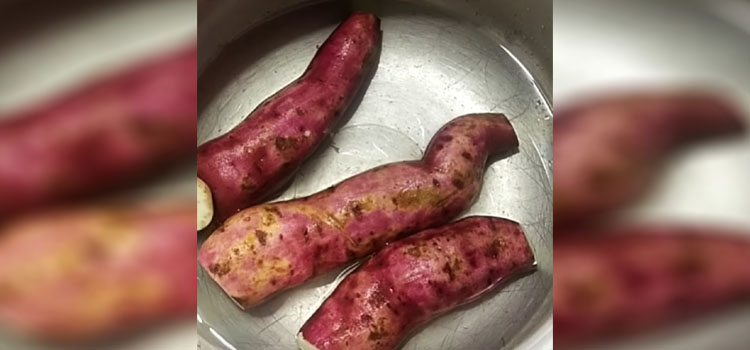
[248, 257, 291, 289]
[0, 219, 140, 295]
[78, 273, 166, 323]
[209, 232, 261, 278]
[566, 278, 612, 310]
[224, 207, 284, 257]
[260, 207, 281, 227]
[242, 234, 258, 253]
[442, 255, 463, 281]
[89, 223, 140, 257]
[367, 317, 390, 341]
[451, 170, 476, 189]
[392, 187, 449, 209]
[405, 242, 429, 257]
[339, 197, 376, 221]
[287, 204, 349, 234]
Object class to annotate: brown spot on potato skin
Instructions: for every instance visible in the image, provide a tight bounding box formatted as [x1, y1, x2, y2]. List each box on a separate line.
[346, 249, 357, 260]
[672, 251, 708, 278]
[367, 321, 389, 341]
[368, 330, 386, 341]
[567, 281, 605, 308]
[210, 262, 231, 277]
[260, 210, 278, 226]
[406, 246, 422, 257]
[241, 177, 257, 192]
[461, 151, 472, 160]
[264, 206, 282, 217]
[486, 238, 502, 258]
[275, 137, 298, 152]
[83, 239, 106, 261]
[255, 230, 268, 245]
[452, 178, 465, 189]
[350, 201, 364, 218]
[443, 262, 456, 281]
[432, 178, 441, 187]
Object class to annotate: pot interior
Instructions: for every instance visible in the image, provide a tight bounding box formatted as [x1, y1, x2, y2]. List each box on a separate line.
[198, 1, 552, 349]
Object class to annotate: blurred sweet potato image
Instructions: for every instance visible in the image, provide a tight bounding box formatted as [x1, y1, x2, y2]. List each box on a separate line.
[554, 227, 750, 347]
[0, 202, 195, 343]
[0, 47, 197, 220]
[553, 92, 745, 225]
[299, 216, 535, 350]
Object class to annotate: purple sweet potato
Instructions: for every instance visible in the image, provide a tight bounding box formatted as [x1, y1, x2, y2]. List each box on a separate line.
[554, 227, 750, 346]
[197, 12, 381, 221]
[297, 216, 535, 350]
[553, 92, 745, 225]
[198, 114, 519, 308]
[0, 202, 196, 342]
[0, 47, 197, 219]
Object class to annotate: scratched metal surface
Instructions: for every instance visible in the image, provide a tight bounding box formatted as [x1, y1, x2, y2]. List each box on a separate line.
[197, 1, 552, 349]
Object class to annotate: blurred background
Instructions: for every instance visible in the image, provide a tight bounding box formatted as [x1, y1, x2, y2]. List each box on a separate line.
[554, 0, 750, 349]
[2, 0, 749, 348]
[0, 0, 196, 349]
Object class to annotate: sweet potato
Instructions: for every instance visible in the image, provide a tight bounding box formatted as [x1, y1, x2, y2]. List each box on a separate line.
[197, 12, 381, 221]
[554, 227, 750, 346]
[198, 114, 519, 308]
[297, 216, 535, 350]
[553, 92, 745, 225]
[0, 202, 196, 342]
[0, 47, 197, 219]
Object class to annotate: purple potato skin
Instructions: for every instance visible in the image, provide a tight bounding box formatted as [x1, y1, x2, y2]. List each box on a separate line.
[554, 227, 750, 346]
[553, 92, 745, 226]
[299, 216, 535, 350]
[0, 47, 197, 219]
[197, 12, 381, 221]
[198, 114, 519, 308]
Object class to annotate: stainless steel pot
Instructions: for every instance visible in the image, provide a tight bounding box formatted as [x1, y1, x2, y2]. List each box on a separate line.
[197, 1, 552, 349]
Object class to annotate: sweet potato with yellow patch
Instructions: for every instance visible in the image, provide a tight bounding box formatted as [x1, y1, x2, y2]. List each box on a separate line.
[198, 114, 518, 308]
[298, 216, 535, 350]
[197, 12, 381, 221]
[553, 92, 745, 225]
[0, 202, 195, 342]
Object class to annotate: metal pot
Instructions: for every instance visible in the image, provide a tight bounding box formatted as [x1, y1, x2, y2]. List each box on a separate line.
[197, 1, 552, 349]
